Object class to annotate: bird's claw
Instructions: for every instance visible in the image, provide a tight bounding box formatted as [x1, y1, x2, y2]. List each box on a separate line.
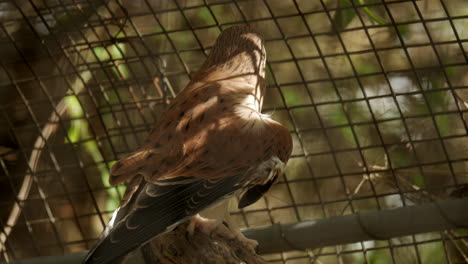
[186, 215, 258, 254]
[187, 214, 220, 237]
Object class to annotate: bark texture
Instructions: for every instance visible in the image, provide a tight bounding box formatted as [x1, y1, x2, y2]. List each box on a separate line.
[139, 222, 266, 264]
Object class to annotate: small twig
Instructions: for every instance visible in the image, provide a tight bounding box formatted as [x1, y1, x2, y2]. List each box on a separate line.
[153, 77, 171, 105]
[445, 230, 468, 263]
[453, 91, 468, 109]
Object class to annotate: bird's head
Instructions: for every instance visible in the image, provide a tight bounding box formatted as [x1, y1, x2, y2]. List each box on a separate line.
[198, 25, 266, 79]
[190, 25, 267, 111]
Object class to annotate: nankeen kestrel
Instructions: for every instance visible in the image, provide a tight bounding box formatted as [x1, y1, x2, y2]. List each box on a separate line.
[83, 25, 292, 264]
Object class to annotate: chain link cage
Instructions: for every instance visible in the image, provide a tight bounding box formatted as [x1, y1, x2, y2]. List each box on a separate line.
[0, 0, 467, 263]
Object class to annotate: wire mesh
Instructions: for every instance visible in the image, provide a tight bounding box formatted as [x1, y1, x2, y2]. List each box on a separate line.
[0, 0, 467, 263]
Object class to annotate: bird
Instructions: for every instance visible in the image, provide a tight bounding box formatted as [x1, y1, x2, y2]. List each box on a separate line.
[82, 25, 293, 264]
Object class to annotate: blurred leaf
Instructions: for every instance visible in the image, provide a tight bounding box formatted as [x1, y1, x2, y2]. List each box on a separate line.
[368, 246, 392, 264]
[435, 114, 449, 137]
[282, 86, 311, 106]
[65, 95, 84, 118]
[427, 91, 447, 112]
[455, 229, 468, 236]
[423, 78, 448, 113]
[93, 43, 128, 79]
[355, 57, 376, 75]
[283, 92, 302, 105]
[66, 121, 81, 143]
[71, 70, 92, 94]
[54, 7, 97, 34]
[101, 111, 117, 130]
[445, 66, 458, 77]
[106, 184, 126, 211]
[100, 166, 110, 189]
[55, 10, 83, 28]
[84, 140, 103, 164]
[333, 0, 386, 30]
[109, 43, 126, 60]
[321, 104, 356, 145]
[333, 0, 356, 30]
[65, 95, 85, 144]
[115, 31, 126, 39]
[65, 94, 119, 211]
[339, 127, 354, 144]
[196, 7, 215, 25]
[322, 104, 349, 126]
[113, 63, 130, 79]
[93, 46, 110, 61]
[390, 147, 413, 167]
[412, 174, 426, 188]
[358, 0, 386, 25]
[103, 89, 119, 104]
[420, 242, 446, 264]
[105, 157, 125, 210]
[397, 24, 410, 38]
[415, 99, 430, 115]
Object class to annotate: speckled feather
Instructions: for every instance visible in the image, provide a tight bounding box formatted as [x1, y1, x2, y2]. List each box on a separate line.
[83, 25, 292, 264]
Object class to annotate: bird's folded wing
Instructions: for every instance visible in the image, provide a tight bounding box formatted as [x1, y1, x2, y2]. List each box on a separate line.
[109, 149, 153, 185]
[82, 175, 241, 264]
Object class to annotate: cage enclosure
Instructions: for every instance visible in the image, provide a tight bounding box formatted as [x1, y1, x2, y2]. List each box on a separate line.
[0, 0, 467, 263]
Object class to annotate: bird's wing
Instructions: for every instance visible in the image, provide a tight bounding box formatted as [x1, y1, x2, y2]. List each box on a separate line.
[108, 148, 153, 186]
[82, 119, 291, 264]
[82, 175, 242, 264]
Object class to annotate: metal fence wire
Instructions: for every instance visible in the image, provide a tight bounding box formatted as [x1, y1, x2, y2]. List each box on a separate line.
[0, 0, 467, 263]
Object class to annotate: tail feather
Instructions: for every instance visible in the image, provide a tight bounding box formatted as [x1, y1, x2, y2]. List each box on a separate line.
[82, 176, 241, 264]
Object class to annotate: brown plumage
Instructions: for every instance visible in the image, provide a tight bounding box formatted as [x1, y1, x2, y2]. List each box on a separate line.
[83, 25, 292, 264]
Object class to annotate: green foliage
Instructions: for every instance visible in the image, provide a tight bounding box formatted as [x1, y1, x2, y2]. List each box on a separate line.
[76, 36, 133, 209]
[397, 24, 410, 38]
[196, 7, 215, 25]
[64, 95, 86, 144]
[282, 85, 311, 106]
[390, 146, 413, 168]
[368, 246, 392, 264]
[93, 42, 129, 79]
[338, 126, 355, 144]
[420, 242, 447, 264]
[65, 95, 124, 211]
[358, 0, 386, 25]
[354, 57, 376, 75]
[412, 174, 426, 188]
[435, 114, 449, 137]
[93, 46, 110, 61]
[333, 0, 386, 30]
[55, 10, 84, 29]
[334, 0, 356, 30]
[54, 6, 97, 34]
[322, 104, 355, 144]
[88, 41, 131, 210]
[444, 66, 458, 77]
[326, 105, 349, 127]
